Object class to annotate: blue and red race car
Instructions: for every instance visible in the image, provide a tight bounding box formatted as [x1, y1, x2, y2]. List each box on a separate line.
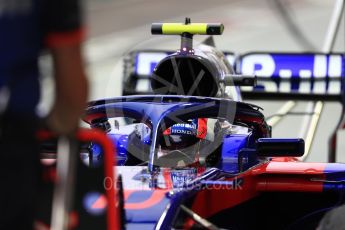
[84, 95, 345, 229]
[40, 19, 345, 229]
[78, 20, 345, 229]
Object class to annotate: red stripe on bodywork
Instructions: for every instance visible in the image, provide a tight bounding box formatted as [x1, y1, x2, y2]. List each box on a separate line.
[256, 176, 324, 192]
[124, 190, 135, 202]
[253, 162, 326, 192]
[191, 161, 327, 218]
[191, 180, 258, 218]
[270, 157, 299, 162]
[124, 190, 167, 210]
[253, 162, 326, 175]
[191, 163, 263, 218]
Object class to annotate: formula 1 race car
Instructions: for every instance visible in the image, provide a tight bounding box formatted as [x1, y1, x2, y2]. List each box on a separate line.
[40, 19, 345, 230]
[78, 19, 345, 230]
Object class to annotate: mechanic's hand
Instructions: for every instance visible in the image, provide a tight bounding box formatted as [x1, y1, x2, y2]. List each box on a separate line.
[45, 111, 79, 135]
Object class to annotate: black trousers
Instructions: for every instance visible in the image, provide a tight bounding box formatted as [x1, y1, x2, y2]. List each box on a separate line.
[0, 115, 40, 230]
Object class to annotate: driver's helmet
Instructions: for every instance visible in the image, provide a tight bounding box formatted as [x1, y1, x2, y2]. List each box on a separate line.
[158, 118, 222, 168]
[161, 118, 208, 150]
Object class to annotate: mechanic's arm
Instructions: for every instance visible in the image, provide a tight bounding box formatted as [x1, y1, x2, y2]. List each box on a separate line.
[47, 44, 88, 135]
[43, 0, 88, 135]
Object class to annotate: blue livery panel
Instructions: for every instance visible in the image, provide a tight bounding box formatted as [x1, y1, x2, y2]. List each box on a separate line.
[239, 53, 345, 95]
[129, 51, 344, 97]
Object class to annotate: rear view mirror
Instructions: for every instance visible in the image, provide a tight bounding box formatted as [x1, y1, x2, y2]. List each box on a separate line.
[223, 74, 257, 86]
[256, 138, 304, 157]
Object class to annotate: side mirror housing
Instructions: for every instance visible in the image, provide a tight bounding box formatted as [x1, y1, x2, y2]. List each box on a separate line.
[256, 138, 304, 157]
[223, 74, 257, 86]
